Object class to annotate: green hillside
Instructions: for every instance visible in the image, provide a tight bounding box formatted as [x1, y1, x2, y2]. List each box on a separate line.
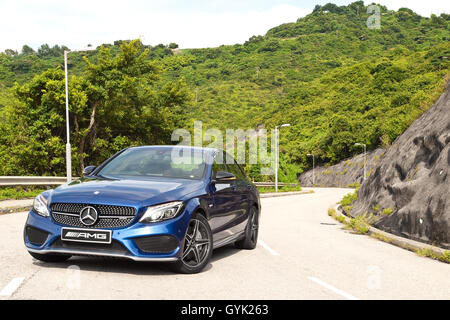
[0, 2, 449, 181]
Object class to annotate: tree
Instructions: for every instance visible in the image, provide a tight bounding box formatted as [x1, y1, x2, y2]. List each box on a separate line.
[76, 40, 190, 172]
[0, 40, 190, 176]
[4, 49, 17, 56]
[21, 45, 35, 55]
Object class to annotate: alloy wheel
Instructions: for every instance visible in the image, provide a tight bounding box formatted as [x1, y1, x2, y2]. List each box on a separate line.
[181, 218, 211, 268]
[250, 208, 258, 244]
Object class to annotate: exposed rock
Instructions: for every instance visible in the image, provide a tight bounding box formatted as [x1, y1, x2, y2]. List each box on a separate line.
[298, 148, 386, 187]
[352, 87, 450, 249]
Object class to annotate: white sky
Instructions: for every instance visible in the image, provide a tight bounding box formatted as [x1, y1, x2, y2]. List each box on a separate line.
[0, 0, 448, 52]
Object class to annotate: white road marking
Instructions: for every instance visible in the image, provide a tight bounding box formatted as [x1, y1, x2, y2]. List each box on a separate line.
[308, 277, 359, 300]
[0, 277, 25, 297]
[258, 240, 280, 256]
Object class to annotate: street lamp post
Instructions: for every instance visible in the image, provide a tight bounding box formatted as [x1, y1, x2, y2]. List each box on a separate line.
[275, 123, 291, 192]
[355, 143, 367, 180]
[64, 47, 95, 182]
[307, 153, 315, 186]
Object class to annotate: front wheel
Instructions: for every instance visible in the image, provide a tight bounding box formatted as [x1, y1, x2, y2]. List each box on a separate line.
[171, 213, 213, 274]
[235, 206, 259, 249]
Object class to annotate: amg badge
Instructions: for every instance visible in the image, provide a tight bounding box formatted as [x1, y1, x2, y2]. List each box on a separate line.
[61, 228, 112, 244]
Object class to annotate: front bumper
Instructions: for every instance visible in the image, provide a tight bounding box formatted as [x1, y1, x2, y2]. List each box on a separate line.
[24, 205, 192, 262]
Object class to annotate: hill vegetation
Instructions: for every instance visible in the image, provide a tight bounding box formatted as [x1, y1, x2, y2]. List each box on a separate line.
[0, 2, 449, 181]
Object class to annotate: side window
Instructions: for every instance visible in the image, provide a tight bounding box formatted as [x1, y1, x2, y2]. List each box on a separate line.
[223, 151, 246, 181]
[212, 159, 228, 179]
[234, 161, 249, 181]
[227, 162, 246, 181]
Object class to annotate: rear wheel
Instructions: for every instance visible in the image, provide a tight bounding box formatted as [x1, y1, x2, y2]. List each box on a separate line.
[171, 213, 213, 274]
[235, 206, 259, 249]
[28, 251, 71, 263]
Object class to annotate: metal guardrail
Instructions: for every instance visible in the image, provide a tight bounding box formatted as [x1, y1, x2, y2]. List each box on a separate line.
[253, 182, 298, 187]
[0, 176, 69, 186]
[0, 176, 298, 187]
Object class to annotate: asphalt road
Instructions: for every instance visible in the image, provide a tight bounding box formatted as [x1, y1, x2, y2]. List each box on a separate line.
[0, 188, 448, 300]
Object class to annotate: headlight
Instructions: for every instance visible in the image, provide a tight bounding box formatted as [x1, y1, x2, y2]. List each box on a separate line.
[33, 194, 49, 217]
[139, 201, 184, 223]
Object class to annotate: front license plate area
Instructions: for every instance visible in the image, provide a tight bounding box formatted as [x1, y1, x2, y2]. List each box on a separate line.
[61, 228, 112, 244]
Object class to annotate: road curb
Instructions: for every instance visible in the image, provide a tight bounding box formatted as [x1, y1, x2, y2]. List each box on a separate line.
[0, 199, 33, 215]
[0, 205, 32, 215]
[333, 204, 449, 262]
[260, 190, 314, 198]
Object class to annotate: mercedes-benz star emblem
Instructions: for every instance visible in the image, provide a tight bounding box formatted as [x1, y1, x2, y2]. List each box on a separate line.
[79, 206, 98, 226]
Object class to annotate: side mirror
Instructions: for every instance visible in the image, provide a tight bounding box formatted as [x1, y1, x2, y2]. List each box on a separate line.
[83, 166, 96, 177]
[214, 171, 236, 182]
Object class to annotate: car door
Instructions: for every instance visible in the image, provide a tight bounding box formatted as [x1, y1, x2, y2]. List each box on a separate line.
[208, 154, 240, 243]
[225, 158, 251, 234]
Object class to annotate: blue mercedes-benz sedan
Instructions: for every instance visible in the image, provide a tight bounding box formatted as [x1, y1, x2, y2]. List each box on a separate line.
[24, 146, 260, 273]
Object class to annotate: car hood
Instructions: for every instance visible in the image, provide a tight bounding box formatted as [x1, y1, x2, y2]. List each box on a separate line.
[49, 177, 206, 208]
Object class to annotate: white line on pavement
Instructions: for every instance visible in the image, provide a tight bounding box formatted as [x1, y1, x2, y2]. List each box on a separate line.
[0, 277, 25, 297]
[258, 240, 280, 256]
[308, 277, 359, 300]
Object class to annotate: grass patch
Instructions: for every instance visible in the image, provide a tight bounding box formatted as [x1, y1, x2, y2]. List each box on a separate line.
[346, 214, 372, 234]
[343, 205, 353, 213]
[340, 190, 358, 206]
[0, 186, 46, 200]
[330, 208, 373, 235]
[347, 182, 360, 189]
[370, 232, 393, 243]
[328, 208, 347, 224]
[416, 248, 450, 263]
[438, 251, 450, 263]
[257, 185, 302, 193]
[381, 208, 394, 216]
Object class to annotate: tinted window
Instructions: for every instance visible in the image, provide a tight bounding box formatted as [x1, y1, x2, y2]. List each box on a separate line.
[212, 160, 228, 178]
[226, 161, 247, 180]
[222, 151, 247, 180]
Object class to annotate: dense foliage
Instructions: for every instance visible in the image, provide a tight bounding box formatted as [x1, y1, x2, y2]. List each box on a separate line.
[0, 40, 189, 176]
[0, 2, 449, 181]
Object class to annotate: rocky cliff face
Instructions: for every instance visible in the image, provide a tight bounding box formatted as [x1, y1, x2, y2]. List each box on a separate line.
[352, 87, 450, 249]
[298, 148, 386, 187]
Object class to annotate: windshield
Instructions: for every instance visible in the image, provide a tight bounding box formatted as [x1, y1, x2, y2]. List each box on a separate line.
[97, 147, 208, 180]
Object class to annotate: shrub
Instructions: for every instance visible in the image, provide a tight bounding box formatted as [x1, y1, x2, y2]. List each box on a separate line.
[341, 190, 358, 206]
[347, 214, 371, 234]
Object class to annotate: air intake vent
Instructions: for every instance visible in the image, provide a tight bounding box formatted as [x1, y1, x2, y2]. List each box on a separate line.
[25, 226, 49, 246]
[134, 235, 179, 253]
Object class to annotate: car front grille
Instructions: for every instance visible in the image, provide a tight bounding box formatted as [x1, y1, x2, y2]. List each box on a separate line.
[51, 203, 137, 229]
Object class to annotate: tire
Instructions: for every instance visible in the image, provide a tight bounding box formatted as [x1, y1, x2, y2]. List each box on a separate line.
[235, 206, 259, 250]
[28, 251, 71, 263]
[171, 212, 213, 274]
